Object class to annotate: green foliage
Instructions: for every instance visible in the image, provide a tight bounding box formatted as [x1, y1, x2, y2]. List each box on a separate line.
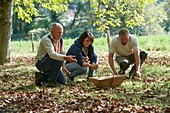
[41, 0, 68, 12]
[92, 0, 156, 30]
[12, 0, 170, 40]
[15, 0, 39, 23]
[63, 0, 101, 38]
[14, 0, 68, 23]
[162, 0, 170, 32]
[143, 2, 168, 35]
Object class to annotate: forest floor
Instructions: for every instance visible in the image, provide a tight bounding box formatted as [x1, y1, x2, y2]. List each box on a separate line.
[0, 51, 170, 113]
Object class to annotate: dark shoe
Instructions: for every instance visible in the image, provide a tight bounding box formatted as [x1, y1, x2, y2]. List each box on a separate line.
[68, 76, 74, 81]
[35, 72, 43, 86]
[118, 69, 125, 74]
[87, 75, 93, 79]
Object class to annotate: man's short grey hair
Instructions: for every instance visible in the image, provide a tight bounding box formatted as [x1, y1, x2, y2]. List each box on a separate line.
[50, 23, 63, 31]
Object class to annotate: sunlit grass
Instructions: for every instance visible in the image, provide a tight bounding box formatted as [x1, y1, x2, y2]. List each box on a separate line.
[138, 34, 170, 51]
[11, 35, 170, 57]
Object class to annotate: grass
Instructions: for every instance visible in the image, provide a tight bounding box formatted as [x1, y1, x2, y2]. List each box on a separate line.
[138, 35, 170, 52]
[10, 34, 170, 56]
[0, 34, 169, 112]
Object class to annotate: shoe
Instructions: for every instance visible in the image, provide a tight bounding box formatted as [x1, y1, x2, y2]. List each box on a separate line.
[87, 75, 93, 79]
[68, 76, 74, 81]
[35, 72, 43, 86]
[118, 69, 125, 74]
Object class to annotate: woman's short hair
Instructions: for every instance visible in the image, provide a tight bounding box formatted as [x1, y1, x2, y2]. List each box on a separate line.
[78, 31, 94, 44]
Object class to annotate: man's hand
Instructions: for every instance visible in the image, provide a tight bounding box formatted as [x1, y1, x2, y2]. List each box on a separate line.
[134, 71, 141, 79]
[112, 70, 118, 75]
[64, 55, 77, 62]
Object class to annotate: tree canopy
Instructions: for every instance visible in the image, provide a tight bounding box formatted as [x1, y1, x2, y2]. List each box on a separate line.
[14, 0, 68, 23]
[14, 0, 158, 31]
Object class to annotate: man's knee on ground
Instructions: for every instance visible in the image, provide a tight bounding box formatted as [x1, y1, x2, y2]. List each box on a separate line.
[120, 61, 129, 70]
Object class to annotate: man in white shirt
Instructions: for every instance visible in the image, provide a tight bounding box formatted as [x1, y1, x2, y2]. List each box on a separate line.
[35, 23, 77, 87]
[108, 28, 147, 79]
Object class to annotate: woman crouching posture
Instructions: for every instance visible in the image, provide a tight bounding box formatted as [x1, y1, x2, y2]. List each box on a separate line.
[66, 31, 98, 81]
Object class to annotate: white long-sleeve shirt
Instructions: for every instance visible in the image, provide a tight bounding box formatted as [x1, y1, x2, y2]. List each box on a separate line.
[35, 33, 66, 61]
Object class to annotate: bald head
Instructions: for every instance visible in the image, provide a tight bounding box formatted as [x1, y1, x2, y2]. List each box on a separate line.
[50, 23, 63, 40]
[50, 23, 63, 31]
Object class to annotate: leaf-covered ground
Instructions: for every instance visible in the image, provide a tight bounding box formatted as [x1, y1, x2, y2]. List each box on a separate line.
[0, 51, 170, 113]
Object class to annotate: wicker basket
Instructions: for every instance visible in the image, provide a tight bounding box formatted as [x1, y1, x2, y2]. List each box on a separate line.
[89, 67, 127, 88]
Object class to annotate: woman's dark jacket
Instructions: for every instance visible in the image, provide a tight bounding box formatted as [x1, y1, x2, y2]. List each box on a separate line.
[66, 40, 97, 66]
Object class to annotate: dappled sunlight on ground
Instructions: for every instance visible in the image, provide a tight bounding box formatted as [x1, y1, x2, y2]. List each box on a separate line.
[0, 51, 169, 112]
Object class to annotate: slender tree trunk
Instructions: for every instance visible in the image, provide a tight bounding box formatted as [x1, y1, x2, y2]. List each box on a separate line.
[70, 4, 81, 30]
[0, 0, 14, 65]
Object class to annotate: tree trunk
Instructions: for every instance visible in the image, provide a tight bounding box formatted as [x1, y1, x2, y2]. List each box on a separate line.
[70, 4, 81, 30]
[0, 0, 14, 65]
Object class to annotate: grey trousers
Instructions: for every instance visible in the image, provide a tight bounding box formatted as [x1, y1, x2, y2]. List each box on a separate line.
[66, 62, 95, 78]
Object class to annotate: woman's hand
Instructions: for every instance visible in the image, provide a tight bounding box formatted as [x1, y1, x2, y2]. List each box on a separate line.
[82, 56, 89, 63]
[89, 63, 98, 70]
